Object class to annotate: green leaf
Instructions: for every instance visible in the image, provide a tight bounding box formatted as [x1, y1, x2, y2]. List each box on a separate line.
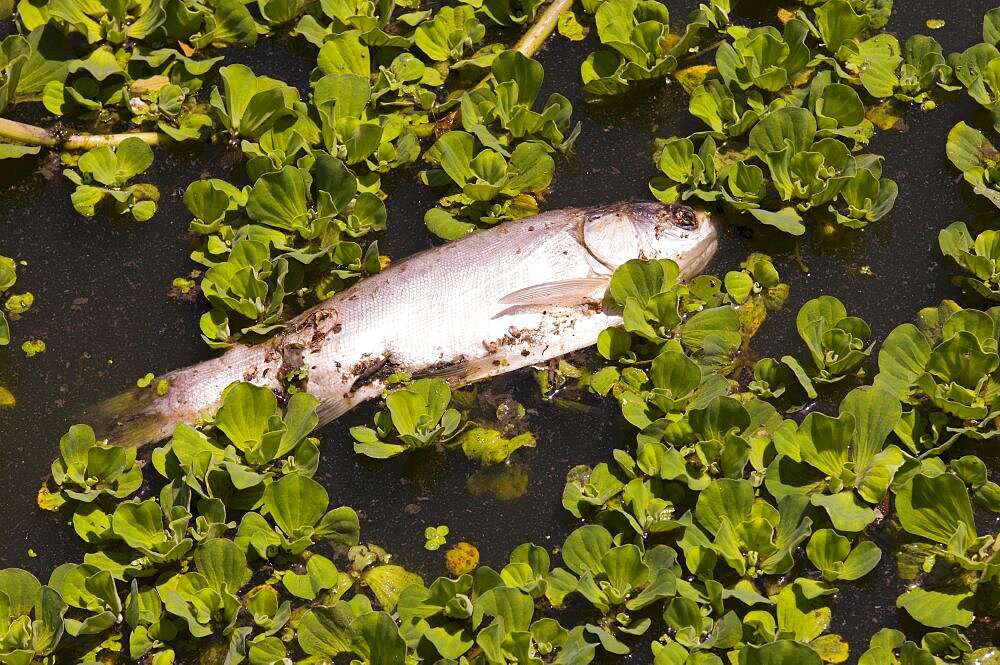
[263, 474, 329, 536]
[947, 121, 1000, 175]
[748, 207, 805, 235]
[896, 588, 975, 628]
[840, 386, 900, 469]
[815, 0, 869, 52]
[213, 383, 278, 451]
[806, 529, 881, 581]
[351, 611, 406, 665]
[561, 525, 613, 576]
[749, 107, 817, 158]
[194, 538, 248, 594]
[740, 640, 823, 665]
[246, 167, 310, 231]
[874, 323, 931, 398]
[810, 491, 874, 532]
[112, 500, 166, 550]
[896, 472, 976, 544]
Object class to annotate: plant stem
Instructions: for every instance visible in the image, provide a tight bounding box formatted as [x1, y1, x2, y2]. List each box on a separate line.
[0, 117, 162, 151]
[433, 0, 573, 126]
[513, 0, 574, 59]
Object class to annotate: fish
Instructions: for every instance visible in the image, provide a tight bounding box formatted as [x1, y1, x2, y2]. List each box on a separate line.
[96, 201, 719, 448]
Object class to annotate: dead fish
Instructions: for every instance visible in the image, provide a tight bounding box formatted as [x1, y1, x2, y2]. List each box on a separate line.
[96, 201, 719, 447]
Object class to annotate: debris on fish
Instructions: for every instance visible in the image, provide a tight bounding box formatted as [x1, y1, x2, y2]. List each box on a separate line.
[95, 201, 719, 448]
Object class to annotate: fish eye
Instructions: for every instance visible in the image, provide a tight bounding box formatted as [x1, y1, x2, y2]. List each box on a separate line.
[671, 206, 697, 230]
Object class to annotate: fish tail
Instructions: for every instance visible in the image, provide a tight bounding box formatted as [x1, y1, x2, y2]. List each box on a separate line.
[87, 385, 174, 449]
[86, 345, 274, 449]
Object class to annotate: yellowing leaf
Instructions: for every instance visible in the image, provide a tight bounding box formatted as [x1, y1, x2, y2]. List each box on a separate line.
[445, 542, 480, 575]
[674, 65, 717, 94]
[557, 10, 587, 41]
[0, 386, 13, 408]
[810, 634, 850, 663]
[866, 100, 907, 131]
[129, 75, 170, 95]
[926, 19, 945, 29]
[21, 339, 45, 357]
[37, 484, 65, 512]
[363, 565, 423, 612]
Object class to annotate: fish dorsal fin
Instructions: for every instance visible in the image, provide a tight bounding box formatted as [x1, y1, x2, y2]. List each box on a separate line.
[498, 278, 609, 307]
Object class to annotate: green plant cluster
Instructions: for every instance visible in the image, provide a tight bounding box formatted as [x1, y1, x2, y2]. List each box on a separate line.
[419, 50, 579, 239]
[0, 0, 585, 347]
[63, 138, 160, 221]
[646, 0, 965, 235]
[349, 377, 537, 464]
[10, 253, 1000, 661]
[577, 0, 731, 96]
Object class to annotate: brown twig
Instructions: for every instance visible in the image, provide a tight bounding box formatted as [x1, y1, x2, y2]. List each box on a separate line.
[0, 117, 162, 151]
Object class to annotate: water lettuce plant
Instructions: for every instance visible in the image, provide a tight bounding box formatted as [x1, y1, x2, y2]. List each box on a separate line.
[6, 1, 1000, 663]
[939, 221, 1000, 300]
[63, 138, 159, 222]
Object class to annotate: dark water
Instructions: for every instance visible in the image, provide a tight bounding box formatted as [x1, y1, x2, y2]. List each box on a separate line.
[0, 1, 998, 660]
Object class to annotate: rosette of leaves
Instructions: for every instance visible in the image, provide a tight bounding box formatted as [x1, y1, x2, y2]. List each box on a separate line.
[893, 34, 956, 104]
[394, 553, 595, 662]
[312, 71, 421, 171]
[236, 473, 360, 558]
[946, 121, 1000, 209]
[796, 0, 903, 98]
[939, 221, 1000, 300]
[293, 0, 417, 48]
[18, 0, 261, 49]
[579, 0, 676, 96]
[151, 383, 324, 510]
[687, 478, 814, 579]
[780, 295, 873, 390]
[592, 258, 757, 376]
[122, 69, 215, 143]
[577, 0, 729, 97]
[63, 138, 160, 221]
[210, 64, 299, 143]
[350, 378, 466, 459]
[47, 562, 124, 638]
[715, 21, 810, 94]
[413, 5, 486, 63]
[948, 10, 1000, 131]
[153, 538, 250, 638]
[420, 131, 555, 239]
[460, 50, 580, 153]
[874, 304, 1000, 450]
[889, 460, 1000, 629]
[0, 568, 67, 662]
[188, 156, 385, 347]
[652, 100, 895, 235]
[47, 424, 142, 506]
[765, 387, 906, 533]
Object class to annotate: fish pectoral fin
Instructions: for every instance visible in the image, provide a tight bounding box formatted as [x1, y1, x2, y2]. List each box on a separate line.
[414, 356, 502, 385]
[498, 278, 610, 307]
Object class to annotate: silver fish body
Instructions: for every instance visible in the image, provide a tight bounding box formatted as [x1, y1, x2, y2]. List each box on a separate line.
[100, 201, 719, 447]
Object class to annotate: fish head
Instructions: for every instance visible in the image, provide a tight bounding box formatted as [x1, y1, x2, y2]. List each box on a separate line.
[581, 201, 719, 278]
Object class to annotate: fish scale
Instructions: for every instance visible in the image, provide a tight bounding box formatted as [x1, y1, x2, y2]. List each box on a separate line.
[94, 201, 718, 448]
